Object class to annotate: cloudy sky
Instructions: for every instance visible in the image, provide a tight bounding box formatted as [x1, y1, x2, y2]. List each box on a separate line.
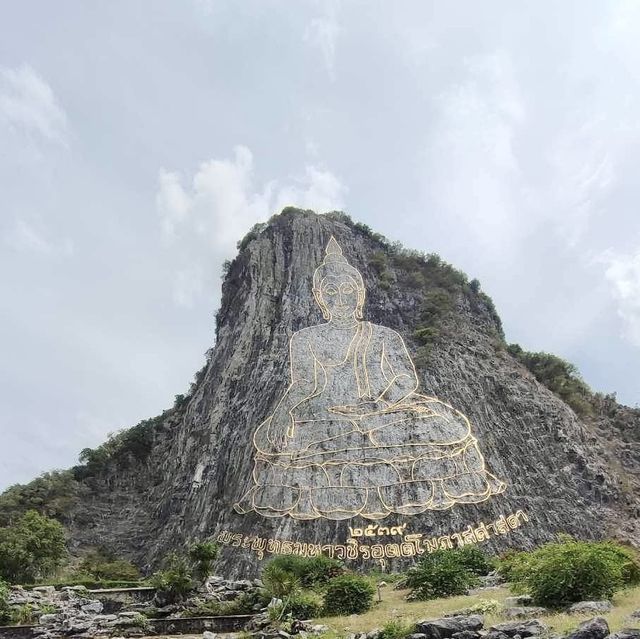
[1, 1, 639, 490]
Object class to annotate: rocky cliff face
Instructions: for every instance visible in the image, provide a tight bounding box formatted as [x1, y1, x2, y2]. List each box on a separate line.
[63, 209, 639, 575]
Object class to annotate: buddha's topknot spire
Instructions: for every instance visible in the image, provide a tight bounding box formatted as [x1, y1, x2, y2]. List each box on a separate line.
[324, 236, 347, 264]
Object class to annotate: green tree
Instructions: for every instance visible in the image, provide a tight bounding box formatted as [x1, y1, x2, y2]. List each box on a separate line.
[0, 510, 67, 584]
[0, 471, 81, 527]
[188, 541, 219, 584]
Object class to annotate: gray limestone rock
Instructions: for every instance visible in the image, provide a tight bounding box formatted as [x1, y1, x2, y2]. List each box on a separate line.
[568, 602, 613, 615]
[490, 620, 547, 637]
[566, 618, 610, 639]
[35, 209, 639, 573]
[606, 631, 640, 639]
[502, 608, 549, 620]
[504, 597, 534, 607]
[416, 616, 484, 639]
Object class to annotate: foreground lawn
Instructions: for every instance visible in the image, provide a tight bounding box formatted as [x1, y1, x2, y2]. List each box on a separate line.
[315, 585, 640, 637]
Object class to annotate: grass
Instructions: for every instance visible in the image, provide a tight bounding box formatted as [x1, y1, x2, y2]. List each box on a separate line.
[314, 585, 640, 638]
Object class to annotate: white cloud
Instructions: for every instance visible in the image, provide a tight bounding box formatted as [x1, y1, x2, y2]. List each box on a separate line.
[424, 51, 527, 254]
[5, 218, 73, 256]
[0, 64, 68, 144]
[274, 166, 346, 214]
[600, 249, 640, 346]
[156, 145, 346, 306]
[304, 1, 342, 81]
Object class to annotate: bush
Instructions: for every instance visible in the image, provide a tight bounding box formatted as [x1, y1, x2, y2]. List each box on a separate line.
[287, 592, 323, 619]
[0, 579, 11, 625]
[299, 555, 345, 587]
[380, 619, 413, 639]
[262, 563, 301, 600]
[188, 541, 219, 583]
[496, 550, 531, 583]
[323, 574, 375, 615]
[11, 604, 35, 625]
[456, 546, 494, 576]
[150, 553, 193, 603]
[0, 510, 67, 584]
[509, 538, 640, 607]
[262, 555, 344, 590]
[405, 550, 479, 601]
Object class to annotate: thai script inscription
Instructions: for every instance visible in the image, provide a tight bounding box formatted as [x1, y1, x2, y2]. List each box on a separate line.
[217, 510, 529, 561]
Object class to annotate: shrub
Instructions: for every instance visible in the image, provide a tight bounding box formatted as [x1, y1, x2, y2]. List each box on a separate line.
[150, 553, 193, 603]
[380, 619, 413, 639]
[188, 541, 219, 583]
[323, 574, 375, 615]
[496, 550, 531, 583]
[509, 538, 640, 607]
[287, 592, 323, 619]
[405, 550, 479, 601]
[262, 555, 344, 590]
[464, 599, 501, 614]
[11, 604, 35, 625]
[456, 546, 494, 576]
[298, 555, 345, 587]
[0, 579, 11, 625]
[262, 563, 301, 600]
[0, 510, 67, 584]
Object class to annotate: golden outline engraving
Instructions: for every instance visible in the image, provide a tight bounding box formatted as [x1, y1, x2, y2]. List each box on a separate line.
[219, 511, 530, 561]
[234, 237, 506, 520]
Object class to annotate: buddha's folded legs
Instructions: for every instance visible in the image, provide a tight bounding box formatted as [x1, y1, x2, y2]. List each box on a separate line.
[366, 397, 471, 446]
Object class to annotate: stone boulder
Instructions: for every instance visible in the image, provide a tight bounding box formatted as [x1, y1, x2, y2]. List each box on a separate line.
[568, 602, 613, 615]
[504, 596, 534, 607]
[415, 615, 484, 639]
[566, 617, 610, 639]
[490, 619, 547, 637]
[606, 631, 640, 639]
[502, 607, 549, 619]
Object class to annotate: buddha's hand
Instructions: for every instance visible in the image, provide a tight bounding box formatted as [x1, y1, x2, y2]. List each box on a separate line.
[267, 413, 295, 449]
[330, 400, 390, 416]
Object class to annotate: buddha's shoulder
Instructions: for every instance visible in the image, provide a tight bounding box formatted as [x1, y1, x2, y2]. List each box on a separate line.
[367, 322, 404, 341]
[291, 324, 325, 341]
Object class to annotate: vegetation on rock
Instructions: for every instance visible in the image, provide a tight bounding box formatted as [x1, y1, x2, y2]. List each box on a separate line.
[74, 414, 166, 479]
[507, 344, 595, 417]
[0, 470, 82, 527]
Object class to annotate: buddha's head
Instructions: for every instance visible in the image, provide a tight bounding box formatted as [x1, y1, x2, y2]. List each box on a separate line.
[313, 237, 365, 321]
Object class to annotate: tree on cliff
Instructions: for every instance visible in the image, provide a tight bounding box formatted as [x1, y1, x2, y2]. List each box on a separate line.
[0, 510, 67, 584]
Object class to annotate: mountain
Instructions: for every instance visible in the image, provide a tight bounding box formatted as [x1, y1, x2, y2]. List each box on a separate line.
[2, 209, 639, 576]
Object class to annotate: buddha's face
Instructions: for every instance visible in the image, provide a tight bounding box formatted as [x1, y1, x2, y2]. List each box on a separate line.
[317, 275, 361, 320]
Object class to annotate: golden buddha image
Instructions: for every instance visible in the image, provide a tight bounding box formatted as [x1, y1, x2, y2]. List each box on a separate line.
[234, 237, 506, 520]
